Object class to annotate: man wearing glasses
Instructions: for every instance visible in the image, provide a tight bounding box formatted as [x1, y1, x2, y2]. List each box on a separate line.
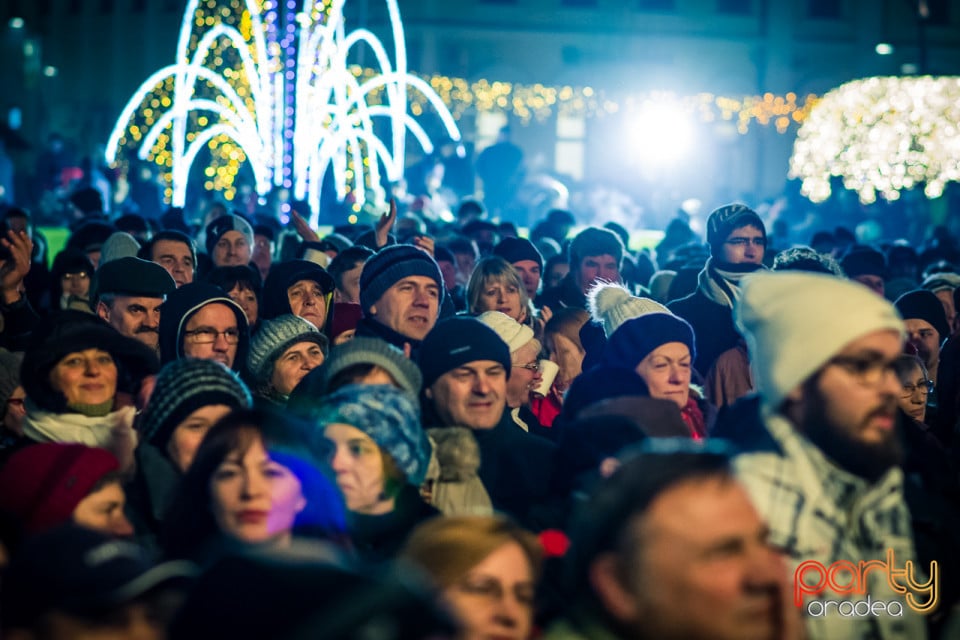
[724, 271, 926, 640]
[158, 282, 250, 373]
[669, 203, 768, 375]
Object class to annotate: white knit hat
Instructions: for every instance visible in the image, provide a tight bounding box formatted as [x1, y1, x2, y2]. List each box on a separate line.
[586, 282, 669, 337]
[476, 311, 535, 354]
[735, 271, 905, 412]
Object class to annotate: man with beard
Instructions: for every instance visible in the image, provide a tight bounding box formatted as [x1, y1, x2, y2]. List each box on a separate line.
[723, 271, 927, 640]
[95, 257, 176, 355]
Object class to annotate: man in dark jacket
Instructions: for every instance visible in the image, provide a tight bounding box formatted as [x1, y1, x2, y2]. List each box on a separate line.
[419, 317, 557, 528]
[355, 244, 444, 358]
[538, 227, 623, 312]
[669, 203, 767, 374]
[158, 282, 250, 374]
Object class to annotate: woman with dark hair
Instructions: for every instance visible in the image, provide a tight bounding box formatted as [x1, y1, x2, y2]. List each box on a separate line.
[19, 313, 159, 470]
[205, 264, 262, 332]
[49, 248, 94, 312]
[161, 406, 347, 562]
[260, 259, 335, 336]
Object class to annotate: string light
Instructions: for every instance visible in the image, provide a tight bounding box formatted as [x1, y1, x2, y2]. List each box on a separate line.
[106, 0, 462, 222]
[789, 76, 960, 204]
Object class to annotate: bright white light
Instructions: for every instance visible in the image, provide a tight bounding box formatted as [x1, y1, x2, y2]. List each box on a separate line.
[628, 99, 694, 168]
[875, 43, 894, 56]
[105, 0, 461, 224]
[42, 66, 56, 77]
[9, 17, 24, 29]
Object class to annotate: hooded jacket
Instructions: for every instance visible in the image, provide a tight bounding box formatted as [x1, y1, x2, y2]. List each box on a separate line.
[259, 260, 335, 333]
[158, 282, 250, 373]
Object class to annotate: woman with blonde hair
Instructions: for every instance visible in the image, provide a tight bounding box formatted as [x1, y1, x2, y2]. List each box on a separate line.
[401, 515, 543, 640]
[467, 256, 536, 326]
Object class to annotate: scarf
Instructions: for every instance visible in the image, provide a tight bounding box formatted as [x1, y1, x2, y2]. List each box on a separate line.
[22, 399, 138, 450]
[697, 258, 767, 308]
[681, 397, 706, 440]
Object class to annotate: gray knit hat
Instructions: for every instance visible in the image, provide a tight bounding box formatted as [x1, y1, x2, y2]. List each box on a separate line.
[247, 315, 328, 387]
[139, 358, 252, 450]
[205, 214, 254, 256]
[301, 336, 422, 397]
[314, 383, 431, 486]
[99, 232, 141, 265]
[358, 245, 444, 313]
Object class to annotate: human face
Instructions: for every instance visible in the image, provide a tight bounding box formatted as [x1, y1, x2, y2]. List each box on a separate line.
[720, 225, 765, 265]
[271, 341, 324, 396]
[212, 230, 252, 267]
[73, 482, 134, 537]
[151, 239, 195, 287]
[210, 436, 306, 545]
[575, 253, 620, 294]
[50, 349, 118, 407]
[479, 278, 523, 322]
[252, 234, 274, 279]
[437, 260, 458, 293]
[853, 274, 885, 297]
[546, 333, 584, 392]
[791, 329, 904, 481]
[513, 260, 541, 299]
[288, 279, 327, 329]
[324, 423, 391, 515]
[336, 264, 363, 304]
[98, 296, 163, 351]
[427, 360, 507, 430]
[182, 303, 240, 368]
[897, 363, 930, 424]
[228, 284, 258, 327]
[3, 385, 26, 435]
[507, 342, 541, 408]
[635, 342, 692, 409]
[167, 404, 232, 473]
[369, 276, 440, 341]
[612, 476, 787, 640]
[546, 262, 569, 290]
[443, 541, 536, 640]
[904, 318, 940, 371]
[454, 251, 477, 287]
[935, 289, 956, 332]
[61, 271, 90, 298]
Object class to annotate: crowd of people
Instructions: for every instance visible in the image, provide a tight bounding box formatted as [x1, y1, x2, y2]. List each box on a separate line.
[0, 172, 960, 640]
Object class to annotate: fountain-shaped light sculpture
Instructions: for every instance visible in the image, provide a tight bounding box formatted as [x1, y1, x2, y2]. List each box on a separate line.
[106, 0, 461, 224]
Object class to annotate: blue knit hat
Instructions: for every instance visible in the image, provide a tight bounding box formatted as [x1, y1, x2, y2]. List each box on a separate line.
[601, 313, 696, 371]
[313, 384, 431, 486]
[358, 245, 444, 313]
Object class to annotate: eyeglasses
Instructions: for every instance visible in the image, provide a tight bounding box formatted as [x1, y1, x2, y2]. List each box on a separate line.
[827, 355, 898, 387]
[901, 380, 935, 398]
[184, 328, 241, 344]
[725, 237, 767, 247]
[62, 272, 89, 281]
[513, 361, 540, 372]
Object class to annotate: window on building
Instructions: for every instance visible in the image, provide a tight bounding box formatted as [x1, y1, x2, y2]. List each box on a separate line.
[717, 0, 751, 15]
[555, 115, 586, 181]
[638, 0, 676, 10]
[807, 0, 841, 19]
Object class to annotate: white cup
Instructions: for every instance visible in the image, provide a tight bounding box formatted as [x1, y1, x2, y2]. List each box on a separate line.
[533, 359, 560, 398]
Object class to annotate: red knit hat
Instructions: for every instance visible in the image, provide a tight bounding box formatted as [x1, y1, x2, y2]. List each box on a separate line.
[0, 444, 119, 533]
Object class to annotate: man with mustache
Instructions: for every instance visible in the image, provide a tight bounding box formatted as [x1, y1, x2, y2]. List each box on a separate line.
[721, 271, 926, 639]
[95, 257, 176, 355]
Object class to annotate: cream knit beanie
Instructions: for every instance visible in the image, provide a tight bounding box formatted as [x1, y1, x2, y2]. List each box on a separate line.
[476, 311, 535, 354]
[587, 282, 669, 337]
[735, 271, 904, 412]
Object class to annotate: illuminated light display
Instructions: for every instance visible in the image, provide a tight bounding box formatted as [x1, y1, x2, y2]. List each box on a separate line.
[106, 0, 462, 222]
[789, 76, 960, 204]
